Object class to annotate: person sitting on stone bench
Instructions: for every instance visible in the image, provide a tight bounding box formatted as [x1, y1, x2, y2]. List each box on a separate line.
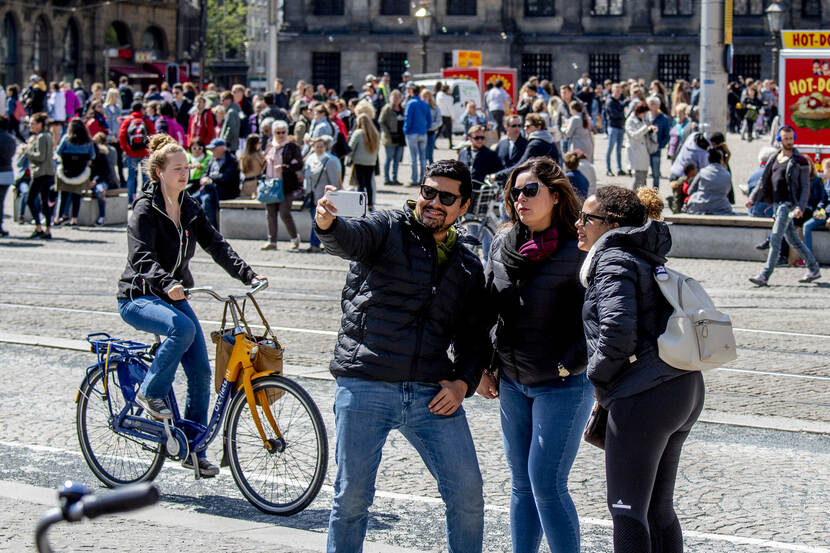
[683, 148, 734, 215]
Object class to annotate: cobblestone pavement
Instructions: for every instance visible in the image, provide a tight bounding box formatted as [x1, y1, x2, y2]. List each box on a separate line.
[1, 132, 829, 551]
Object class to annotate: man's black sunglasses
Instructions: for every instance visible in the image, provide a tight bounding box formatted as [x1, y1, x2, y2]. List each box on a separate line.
[578, 210, 608, 225]
[508, 182, 542, 201]
[420, 184, 462, 206]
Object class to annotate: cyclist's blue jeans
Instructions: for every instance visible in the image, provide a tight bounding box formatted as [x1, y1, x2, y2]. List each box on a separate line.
[606, 127, 624, 173]
[124, 155, 141, 203]
[308, 205, 321, 248]
[499, 372, 593, 553]
[406, 133, 427, 185]
[118, 296, 210, 450]
[327, 377, 484, 553]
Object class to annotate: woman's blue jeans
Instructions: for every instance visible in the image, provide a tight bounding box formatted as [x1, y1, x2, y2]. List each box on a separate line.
[384, 145, 404, 183]
[118, 296, 211, 444]
[803, 216, 827, 252]
[499, 372, 593, 553]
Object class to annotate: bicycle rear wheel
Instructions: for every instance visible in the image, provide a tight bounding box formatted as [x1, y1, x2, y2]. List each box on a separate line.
[225, 375, 328, 516]
[458, 218, 496, 262]
[76, 367, 165, 487]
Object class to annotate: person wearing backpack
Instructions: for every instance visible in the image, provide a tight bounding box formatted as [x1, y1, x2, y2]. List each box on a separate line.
[576, 185, 704, 553]
[119, 101, 156, 203]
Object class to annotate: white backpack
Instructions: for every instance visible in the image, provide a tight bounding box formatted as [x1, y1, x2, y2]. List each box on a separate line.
[654, 267, 737, 371]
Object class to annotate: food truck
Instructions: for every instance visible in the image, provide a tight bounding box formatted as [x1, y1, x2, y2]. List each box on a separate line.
[779, 30, 830, 169]
[441, 66, 519, 106]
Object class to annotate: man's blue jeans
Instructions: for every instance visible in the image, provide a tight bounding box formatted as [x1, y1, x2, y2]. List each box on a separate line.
[761, 202, 820, 280]
[124, 155, 142, 203]
[606, 127, 624, 173]
[803, 216, 828, 251]
[384, 145, 404, 183]
[649, 150, 662, 189]
[192, 184, 219, 229]
[406, 133, 428, 185]
[118, 296, 211, 450]
[499, 372, 593, 553]
[327, 377, 484, 553]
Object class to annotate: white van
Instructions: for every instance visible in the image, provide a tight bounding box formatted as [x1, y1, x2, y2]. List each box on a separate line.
[412, 78, 482, 134]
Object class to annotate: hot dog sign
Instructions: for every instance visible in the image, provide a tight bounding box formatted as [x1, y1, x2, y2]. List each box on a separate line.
[780, 31, 830, 148]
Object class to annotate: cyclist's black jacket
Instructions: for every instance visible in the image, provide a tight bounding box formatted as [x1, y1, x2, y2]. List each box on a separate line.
[315, 202, 487, 396]
[117, 180, 255, 303]
[484, 228, 588, 387]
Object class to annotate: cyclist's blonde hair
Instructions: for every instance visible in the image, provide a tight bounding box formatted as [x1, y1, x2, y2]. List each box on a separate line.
[146, 134, 186, 181]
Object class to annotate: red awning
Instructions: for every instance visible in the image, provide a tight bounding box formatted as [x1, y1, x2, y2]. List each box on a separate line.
[109, 65, 158, 79]
[144, 62, 167, 76]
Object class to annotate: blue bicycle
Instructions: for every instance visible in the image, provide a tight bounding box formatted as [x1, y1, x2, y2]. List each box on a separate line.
[75, 281, 328, 515]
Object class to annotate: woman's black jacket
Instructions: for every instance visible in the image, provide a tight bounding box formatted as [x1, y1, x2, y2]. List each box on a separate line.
[118, 181, 256, 303]
[314, 202, 487, 396]
[582, 221, 685, 407]
[484, 228, 588, 386]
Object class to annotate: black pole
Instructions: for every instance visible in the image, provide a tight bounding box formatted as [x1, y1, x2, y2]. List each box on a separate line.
[772, 35, 779, 83]
[421, 37, 428, 74]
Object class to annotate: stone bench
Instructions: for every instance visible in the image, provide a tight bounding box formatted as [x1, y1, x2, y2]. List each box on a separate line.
[14, 188, 128, 226]
[219, 199, 312, 241]
[665, 213, 830, 264]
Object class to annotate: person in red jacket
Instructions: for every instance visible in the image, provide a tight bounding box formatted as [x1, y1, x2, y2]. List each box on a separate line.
[187, 94, 215, 148]
[119, 101, 156, 203]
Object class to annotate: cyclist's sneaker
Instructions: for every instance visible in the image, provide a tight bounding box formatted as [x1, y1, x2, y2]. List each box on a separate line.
[136, 392, 172, 419]
[182, 457, 220, 477]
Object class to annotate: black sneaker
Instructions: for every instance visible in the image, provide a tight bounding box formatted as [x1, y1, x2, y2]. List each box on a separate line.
[136, 393, 172, 418]
[182, 457, 220, 477]
[28, 229, 44, 239]
[755, 238, 770, 250]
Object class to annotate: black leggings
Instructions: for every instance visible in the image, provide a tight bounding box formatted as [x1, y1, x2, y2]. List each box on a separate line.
[28, 175, 55, 228]
[354, 164, 375, 208]
[605, 371, 704, 553]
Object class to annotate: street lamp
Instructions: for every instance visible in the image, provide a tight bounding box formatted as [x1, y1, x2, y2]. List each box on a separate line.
[414, 1, 433, 74]
[766, 0, 785, 83]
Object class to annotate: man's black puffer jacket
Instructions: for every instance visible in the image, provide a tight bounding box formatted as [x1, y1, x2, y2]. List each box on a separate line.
[315, 202, 487, 396]
[118, 181, 255, 303]
[485, 229, 588, 386]
[582, 221, 685, 407]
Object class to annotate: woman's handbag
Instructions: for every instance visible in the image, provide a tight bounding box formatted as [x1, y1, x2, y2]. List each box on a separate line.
[582, 401, 608, 450]
[256, 177, 284, 204]
[645, 129, 660, 155]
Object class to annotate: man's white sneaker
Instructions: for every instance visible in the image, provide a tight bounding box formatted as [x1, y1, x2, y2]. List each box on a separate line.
[798, 270, 821, 283]
[749, 275, 768, 287]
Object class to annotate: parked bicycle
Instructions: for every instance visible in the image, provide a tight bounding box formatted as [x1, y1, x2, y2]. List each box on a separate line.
[457, 178, 504, 262]
[36, 481, 159, 553]
[75, 280, 328, 515]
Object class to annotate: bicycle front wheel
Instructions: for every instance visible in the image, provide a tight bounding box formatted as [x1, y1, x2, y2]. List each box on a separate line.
[225, 375, 328, 516]
[458, 218, 495, 262]
[76, 367, 166, 487]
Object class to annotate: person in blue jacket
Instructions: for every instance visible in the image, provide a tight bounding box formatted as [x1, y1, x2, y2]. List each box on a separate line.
[403, 84, 432, 186]
[645, 96, 671, 189]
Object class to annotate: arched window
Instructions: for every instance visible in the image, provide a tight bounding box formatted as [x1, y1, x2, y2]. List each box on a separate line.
[141, 26, 167, 60]
[62, 18, 81, 80]
[1, 13, 21, 85]
[104, 21, 132, 49]
[32, 16, 51, 78]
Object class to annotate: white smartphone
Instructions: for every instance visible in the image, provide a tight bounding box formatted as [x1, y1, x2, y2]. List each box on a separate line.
[326, 190, 367, 218]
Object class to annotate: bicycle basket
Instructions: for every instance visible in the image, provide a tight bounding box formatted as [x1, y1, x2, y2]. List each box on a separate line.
[469, 184, 500, 217]
[210, 294, 284, 402]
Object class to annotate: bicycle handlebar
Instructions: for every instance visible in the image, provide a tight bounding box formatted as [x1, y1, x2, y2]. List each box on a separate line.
[186, 278, 269, 302]
[73, 483, 159, 521]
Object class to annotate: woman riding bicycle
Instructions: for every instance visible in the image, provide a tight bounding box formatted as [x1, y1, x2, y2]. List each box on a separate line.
[116, 134, 264, 477]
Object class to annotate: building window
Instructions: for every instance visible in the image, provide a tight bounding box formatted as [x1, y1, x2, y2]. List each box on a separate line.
[589, 53, 621, 84]
[314, 0, 345, 16]
[312, 52, 341, 91]
[378, 52, 408, 87]
[447, 0, 477, 16]
[657, 54, 690, 85]
[591, 0, 624, 16]
[731, 54, 762, 80]
[662, 0, 694, 16]
[33, 16, 51, 77]
[803, 0, 822, 18]
[1, 13, 20, 85]
[62, 19, 81, 81]
[380, 0, 409, 16]
[521, 53, 552, 83]
[733, 0, 764, 15]
[525, 0, 555, 17]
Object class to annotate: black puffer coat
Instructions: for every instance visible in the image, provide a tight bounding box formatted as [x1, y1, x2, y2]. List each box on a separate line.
[582, 221, 685, 406]
[485, 229, 587, 386]
[315, 203, 487, 396]
[117, 181, 256, 303]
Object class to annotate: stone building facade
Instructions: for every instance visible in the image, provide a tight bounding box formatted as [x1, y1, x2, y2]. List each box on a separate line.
[269, 0, 830, 91]
[0, 0, 202, 87]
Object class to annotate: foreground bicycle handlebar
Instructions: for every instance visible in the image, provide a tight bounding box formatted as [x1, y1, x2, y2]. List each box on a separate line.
[186, 278, 269, 302]
[35, 482, 159, 553]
